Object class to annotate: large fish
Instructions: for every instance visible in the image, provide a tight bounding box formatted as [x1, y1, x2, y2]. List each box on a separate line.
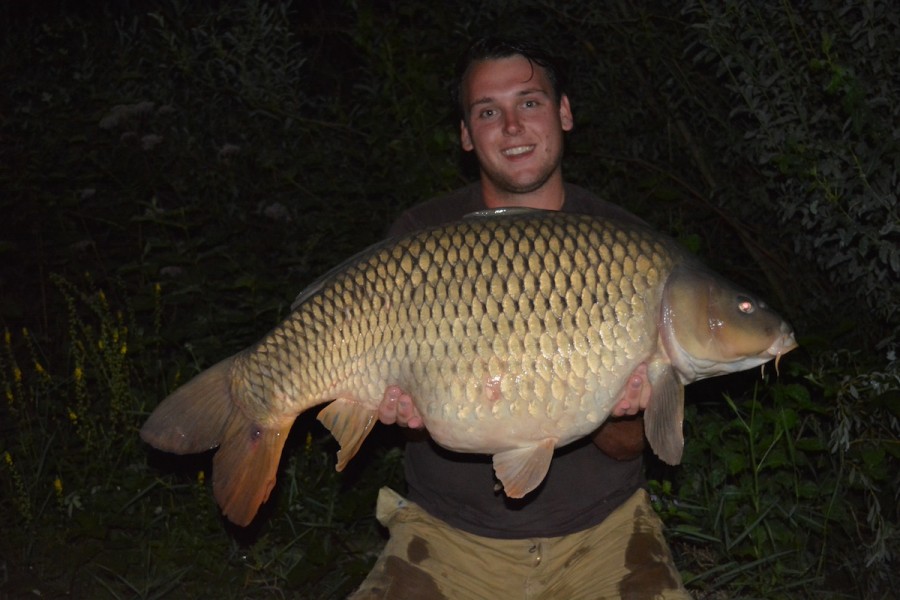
[141, 210, 797, 526]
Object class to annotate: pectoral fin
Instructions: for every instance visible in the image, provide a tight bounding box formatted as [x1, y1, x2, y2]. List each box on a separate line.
[644, 366, 685, 465]
[316, 398, 378, 471]
[492, 438, 557, 498]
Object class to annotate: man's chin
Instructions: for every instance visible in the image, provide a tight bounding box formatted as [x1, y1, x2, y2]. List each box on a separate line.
[487, 172, 553, 195]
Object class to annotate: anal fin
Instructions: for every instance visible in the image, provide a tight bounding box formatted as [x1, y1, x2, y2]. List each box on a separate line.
[492, 438, 557, 498]
[317, 398, 378, 471]
[645, 365, 685, 465]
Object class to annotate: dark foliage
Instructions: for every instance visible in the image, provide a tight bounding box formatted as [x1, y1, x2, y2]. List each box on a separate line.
[1, 1, 896, 598]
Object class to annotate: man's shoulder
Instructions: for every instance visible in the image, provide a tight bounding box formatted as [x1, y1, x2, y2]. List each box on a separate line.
[389, 181, 647, 237]
[388, 182, 483, 237]
[562, 183, 648, 226]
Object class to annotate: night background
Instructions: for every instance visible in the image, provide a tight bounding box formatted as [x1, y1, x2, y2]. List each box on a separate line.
[1, 1, 897, 598]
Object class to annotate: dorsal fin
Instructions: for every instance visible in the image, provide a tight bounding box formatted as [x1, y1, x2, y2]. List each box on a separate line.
[463, 207, 548, 219]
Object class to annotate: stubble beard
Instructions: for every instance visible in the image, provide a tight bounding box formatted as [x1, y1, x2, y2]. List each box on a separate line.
[482, 154, 563, 196]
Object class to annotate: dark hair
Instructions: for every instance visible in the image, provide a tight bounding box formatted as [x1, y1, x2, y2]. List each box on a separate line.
[451, 36, 569, 121]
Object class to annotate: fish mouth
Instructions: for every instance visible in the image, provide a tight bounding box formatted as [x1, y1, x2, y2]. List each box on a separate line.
[502, 145, 535, 157]
[769, 326, 798, 375]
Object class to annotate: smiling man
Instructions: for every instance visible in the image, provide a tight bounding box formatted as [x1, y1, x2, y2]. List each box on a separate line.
[460, 53, 573, 205]
[350, 37, 691, 600]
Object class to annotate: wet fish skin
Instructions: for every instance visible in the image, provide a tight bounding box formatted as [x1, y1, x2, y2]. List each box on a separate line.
[140, 210, 797, 526]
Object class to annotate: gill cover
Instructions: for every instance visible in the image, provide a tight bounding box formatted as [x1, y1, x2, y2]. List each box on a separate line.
[659, 265, 794, 383]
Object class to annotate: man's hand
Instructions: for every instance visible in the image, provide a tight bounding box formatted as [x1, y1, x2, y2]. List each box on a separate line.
[378, 385, 424, 429]
[593, 363, 651, 459]
[609, 362, 651, 416]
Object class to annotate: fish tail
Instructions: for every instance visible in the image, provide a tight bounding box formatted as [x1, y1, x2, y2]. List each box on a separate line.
[140, 356, 292, 527]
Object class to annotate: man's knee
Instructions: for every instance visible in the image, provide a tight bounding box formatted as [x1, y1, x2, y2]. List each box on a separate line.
[349, 555, 448, 600]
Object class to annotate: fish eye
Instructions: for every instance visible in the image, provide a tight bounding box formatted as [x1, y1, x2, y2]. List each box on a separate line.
[737, 296, 755, 313]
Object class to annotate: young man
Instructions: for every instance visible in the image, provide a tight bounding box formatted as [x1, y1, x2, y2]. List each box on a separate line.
[350, 37, 691, 599]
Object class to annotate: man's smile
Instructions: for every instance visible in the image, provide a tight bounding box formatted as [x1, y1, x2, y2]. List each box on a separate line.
[502, 145, 535, 157]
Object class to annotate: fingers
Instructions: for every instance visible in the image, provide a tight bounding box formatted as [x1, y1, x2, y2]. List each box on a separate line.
[378, 385, 424, 429]
[611, 363, 651, 417]
[378, 385, 403, 424]
[399, 395, 424, 429]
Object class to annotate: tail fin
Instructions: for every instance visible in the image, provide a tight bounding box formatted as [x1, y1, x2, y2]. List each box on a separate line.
[140, 356, 292, 527]
[140, 357, 236, 454]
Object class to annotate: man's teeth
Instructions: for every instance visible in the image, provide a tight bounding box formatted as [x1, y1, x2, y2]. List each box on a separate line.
[503, 145, 534, 156]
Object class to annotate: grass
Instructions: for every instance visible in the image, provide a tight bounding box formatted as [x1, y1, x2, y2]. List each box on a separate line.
[1, 272, 407, 597]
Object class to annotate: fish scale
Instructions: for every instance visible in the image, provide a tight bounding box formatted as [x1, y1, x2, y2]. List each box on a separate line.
[141, 209, 797, 526]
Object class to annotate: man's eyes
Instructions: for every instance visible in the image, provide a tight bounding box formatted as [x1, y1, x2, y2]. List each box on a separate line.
[477, 99, 541, 119]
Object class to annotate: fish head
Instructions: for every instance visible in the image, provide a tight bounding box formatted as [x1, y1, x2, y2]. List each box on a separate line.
[660, 265, 798, 383]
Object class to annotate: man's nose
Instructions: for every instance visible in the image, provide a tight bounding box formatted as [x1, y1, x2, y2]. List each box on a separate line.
[503, 112, 522, 135]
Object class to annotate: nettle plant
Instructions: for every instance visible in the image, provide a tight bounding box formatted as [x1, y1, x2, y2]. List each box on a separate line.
[680, 0, 898, 335]
[670, 1, 900, 593]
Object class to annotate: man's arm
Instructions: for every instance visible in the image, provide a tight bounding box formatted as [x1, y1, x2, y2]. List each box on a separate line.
[592, 416, 645, 460]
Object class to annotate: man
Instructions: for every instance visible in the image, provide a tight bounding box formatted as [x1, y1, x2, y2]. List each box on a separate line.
[350, 37, 691, 599]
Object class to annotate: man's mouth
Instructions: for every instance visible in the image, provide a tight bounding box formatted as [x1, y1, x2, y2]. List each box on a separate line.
[502, 145, 535, 157]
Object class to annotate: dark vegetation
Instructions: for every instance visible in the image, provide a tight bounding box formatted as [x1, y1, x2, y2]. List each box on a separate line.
[1, 1, 897, 598]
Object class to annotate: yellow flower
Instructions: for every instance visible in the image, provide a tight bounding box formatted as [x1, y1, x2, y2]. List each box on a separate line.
[68, 410, 78, 424]
[154, 283, 161, 295]
[197, 470, 205, 485]
[13, 367, 21, 383]
[120, 343, 127, 355]
[5, 387, 12, 403]
[34, 361, 45, 375]
[4, 451, 12, 466]
[54, 478, 63, 496]
[74, 366, 83, 382]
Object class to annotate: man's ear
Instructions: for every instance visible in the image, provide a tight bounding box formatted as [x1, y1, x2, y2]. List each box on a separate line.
[460, 119, 474, 151]
[559, 94, 574, 132]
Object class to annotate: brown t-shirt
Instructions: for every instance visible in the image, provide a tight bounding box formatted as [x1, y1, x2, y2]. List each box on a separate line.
[387, 182, 646, 539]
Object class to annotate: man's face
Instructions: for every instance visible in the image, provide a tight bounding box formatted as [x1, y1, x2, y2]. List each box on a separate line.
[459, 55, 573, 195]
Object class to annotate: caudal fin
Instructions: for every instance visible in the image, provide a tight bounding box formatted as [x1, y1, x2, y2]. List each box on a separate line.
[140, 358, 236, 454]
[140, 356, 292, 527]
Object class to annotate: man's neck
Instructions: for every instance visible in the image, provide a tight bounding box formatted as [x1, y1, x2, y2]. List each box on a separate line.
[481, 174, 566, 211]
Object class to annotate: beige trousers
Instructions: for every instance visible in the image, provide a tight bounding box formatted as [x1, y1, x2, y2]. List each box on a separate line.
[349, 487, 692, 600]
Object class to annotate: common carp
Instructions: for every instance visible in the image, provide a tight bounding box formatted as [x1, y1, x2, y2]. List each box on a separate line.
[141, 210, 797, 526]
